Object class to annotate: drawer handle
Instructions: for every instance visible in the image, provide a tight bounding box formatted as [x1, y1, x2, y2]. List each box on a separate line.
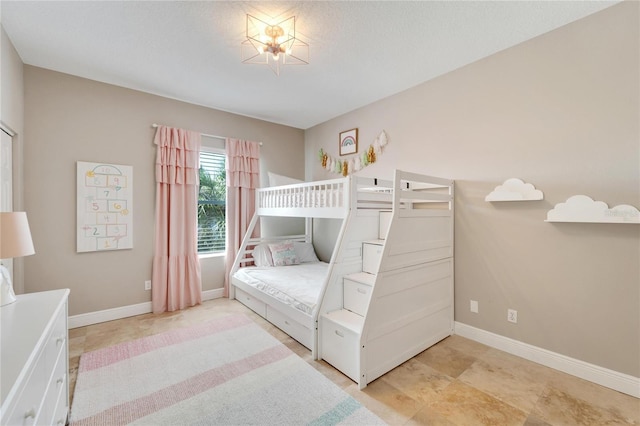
[357, 288, 367, 294]
[57, 420, 65, 425]
[56, 336, 65, 345]
[57, 373, 66, 385]
[334, 329, 344, 338]
[24, 408, 36, 419]
[284, 320, 290, 325]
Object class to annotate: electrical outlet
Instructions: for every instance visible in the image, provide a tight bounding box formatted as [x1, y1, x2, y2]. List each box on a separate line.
[470, 300, 479, 313]
[507, 309, 517, 323]
[145, 280, 151, 291]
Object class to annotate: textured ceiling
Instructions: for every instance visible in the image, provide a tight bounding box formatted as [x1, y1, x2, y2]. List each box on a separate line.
[1, 1, 619, 129]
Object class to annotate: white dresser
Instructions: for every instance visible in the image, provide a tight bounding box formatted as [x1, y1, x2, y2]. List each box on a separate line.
[1, 289, 70, 426]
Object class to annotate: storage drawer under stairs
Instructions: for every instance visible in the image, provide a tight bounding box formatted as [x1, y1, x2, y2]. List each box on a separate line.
[343, 272, 375, 316]
[320, 309, 364, 383]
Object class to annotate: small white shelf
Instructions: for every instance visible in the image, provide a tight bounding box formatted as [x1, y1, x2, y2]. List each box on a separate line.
[546, 195, 640, 224]
[485, 178, 543, 201]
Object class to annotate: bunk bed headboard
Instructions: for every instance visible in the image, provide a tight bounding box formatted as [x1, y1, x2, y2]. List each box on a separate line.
[233, 234, 310, 268]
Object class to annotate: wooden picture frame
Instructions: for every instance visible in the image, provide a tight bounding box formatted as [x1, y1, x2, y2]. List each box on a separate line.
[339, 128, 358, 156]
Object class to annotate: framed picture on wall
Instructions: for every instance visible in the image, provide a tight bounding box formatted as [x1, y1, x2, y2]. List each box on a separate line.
[339, 128, 358, 156]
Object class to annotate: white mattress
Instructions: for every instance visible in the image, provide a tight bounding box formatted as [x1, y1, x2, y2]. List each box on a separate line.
[233, 262, 328, 315]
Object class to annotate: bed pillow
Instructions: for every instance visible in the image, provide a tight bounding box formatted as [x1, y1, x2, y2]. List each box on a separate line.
[268, 172, 303, 187]
[294, 241, 319, 263]
[252, 243, 274, 267]
[269, 241, 300, 266]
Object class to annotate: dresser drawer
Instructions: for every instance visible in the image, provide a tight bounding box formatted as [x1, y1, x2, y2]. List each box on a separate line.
[343, 279, 372, 316]
[1, 289, 70, 426]
[44, 370, 67, 426]
[235, 288, 267, 317]
[50, 370, 68, 426]
[5, 354, 47, 426]
[266, 307, 312, 349]
[51, 388, 68, 426]
[362, 241, 384, 274]
[39, 348, 68, 425]
[44, 308, 67, 375]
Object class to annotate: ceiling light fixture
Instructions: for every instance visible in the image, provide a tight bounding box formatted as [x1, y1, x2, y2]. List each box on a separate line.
[241, 14, 309, 76]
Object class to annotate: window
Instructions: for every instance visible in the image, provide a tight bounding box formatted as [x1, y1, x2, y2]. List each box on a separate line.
[198, 148, 226, 254]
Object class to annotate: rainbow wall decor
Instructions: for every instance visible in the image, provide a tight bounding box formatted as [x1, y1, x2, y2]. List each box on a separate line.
[339, 128, 358, 156]
[320, 130, 388, 176]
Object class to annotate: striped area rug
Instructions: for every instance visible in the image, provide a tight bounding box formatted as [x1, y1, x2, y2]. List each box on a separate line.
[69, 314, 384, 425]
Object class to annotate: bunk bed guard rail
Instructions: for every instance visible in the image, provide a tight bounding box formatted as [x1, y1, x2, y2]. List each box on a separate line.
[256, 177, 350, 219]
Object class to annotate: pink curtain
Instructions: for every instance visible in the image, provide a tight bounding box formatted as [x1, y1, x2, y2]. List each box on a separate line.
[152, 126, 202, 313]
[224, 138, 260, 297]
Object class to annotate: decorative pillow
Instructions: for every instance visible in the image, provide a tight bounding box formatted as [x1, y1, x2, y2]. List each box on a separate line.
[294, 241, 319, 263]
[268, 172, 303, 187]
[252, 243, 273, 267]
[268, 241, 300, 266]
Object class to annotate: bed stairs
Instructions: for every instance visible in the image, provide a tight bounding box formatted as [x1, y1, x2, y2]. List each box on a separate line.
[319, 212, 390, 386]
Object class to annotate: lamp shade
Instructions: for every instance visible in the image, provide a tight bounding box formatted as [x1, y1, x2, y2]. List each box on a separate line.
[0, 212, 35, 259]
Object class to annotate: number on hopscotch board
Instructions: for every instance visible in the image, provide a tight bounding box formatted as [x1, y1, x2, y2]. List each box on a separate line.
[77, 161, 133, 252]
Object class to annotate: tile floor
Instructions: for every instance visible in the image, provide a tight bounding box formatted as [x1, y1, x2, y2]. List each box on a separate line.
[68, 298, 639, 425]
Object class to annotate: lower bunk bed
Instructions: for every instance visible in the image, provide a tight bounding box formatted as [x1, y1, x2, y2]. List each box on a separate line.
[230, 237, 328, 350]
[229, 175, 351, 355]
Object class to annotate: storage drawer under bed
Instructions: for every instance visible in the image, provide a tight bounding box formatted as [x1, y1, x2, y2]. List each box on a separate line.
[266, 306, 313, 349]
[235, 288, 267, 317]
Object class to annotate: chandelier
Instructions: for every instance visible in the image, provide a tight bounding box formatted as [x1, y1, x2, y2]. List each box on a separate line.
[241, 14, 309, 76]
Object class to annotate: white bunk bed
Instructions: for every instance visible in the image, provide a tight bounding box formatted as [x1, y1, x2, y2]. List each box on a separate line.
[229, 170, 454, 389]
[229, 177, 351, 354]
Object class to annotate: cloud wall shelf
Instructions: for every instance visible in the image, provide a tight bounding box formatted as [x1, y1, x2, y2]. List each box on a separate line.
[546, 195, 640, 224]
[485, 178, 544, 201]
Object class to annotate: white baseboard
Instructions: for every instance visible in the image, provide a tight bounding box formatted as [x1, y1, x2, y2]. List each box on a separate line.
[202, 288, 225, 301]
[454, 322, 640, 399]
[68, 288, 225, 329]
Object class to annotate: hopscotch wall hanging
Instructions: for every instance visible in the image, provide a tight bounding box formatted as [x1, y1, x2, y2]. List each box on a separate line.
[77, 161, 133, 252]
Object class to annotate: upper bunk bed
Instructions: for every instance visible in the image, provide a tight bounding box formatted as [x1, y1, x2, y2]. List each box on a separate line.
[229, 170, 454, 367]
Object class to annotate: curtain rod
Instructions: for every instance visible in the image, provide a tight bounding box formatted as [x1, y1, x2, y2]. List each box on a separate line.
[151, 123, 262, 145]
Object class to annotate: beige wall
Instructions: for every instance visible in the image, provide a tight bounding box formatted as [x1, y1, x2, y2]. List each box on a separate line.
[1, 25, 26, 293]
[23, 66, 304, 316]
[1, 26, 23, 138]
[305, 3, 639, 377]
